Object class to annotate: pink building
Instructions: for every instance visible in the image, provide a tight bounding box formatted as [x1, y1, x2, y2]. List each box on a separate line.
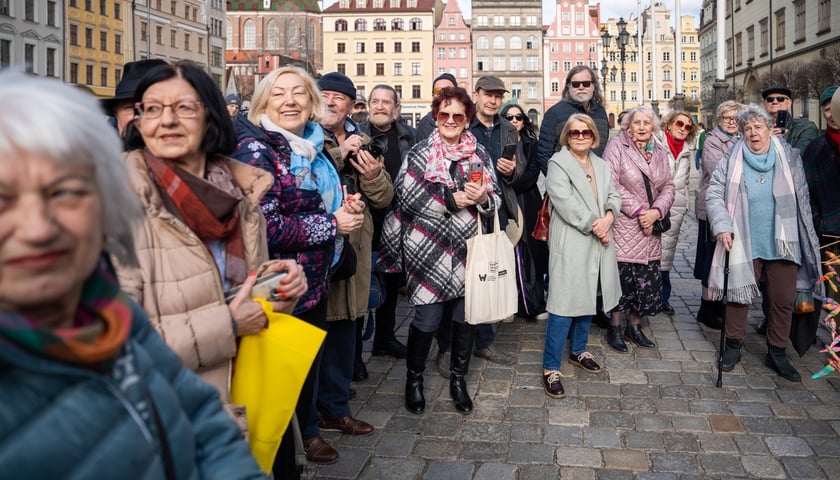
[433, 0, 472, 90]
[543, 0, 602, 110]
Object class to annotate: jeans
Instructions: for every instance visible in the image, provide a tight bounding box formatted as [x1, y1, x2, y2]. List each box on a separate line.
[542, 314, 593, 370]
[661, 270, 671, 306]
[475, 323, 496, 350]
[314, 318, 357, 422]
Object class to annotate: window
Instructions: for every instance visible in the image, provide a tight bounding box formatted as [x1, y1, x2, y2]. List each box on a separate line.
[759, 18, 769, 55]
[100, 30, 107, 51]
[392, 18, 403, 30]
[492, 57, 505, 71]
[448, 17, 455, 26]
[47, 1, 57, 26]
[562, 12, 570, 21]
[394, 85, 402, 99]
[24, 0, 34, 20]
[100, 66, 108, 86]
[85, 65, 93, 85]
[511, 82, 521, 99]
[528, 82, 537, 99]
[23, 43, 33, 73]
[476, 57, 486, 71]
[409, 18, 422, 30]
[449, 48, 456, 58]
[114, 68, 121, 85]
[818, 0, 831, 32]
[663, 70, 671, 81]
[375, 42, 384, 53]
[775, 8, 785, 50]
[46, 47, 56, 76]
[510, 57, 522, 71]
[735, 32, 743, 65]
[526, 36, 537, 50]
[356, 42, 365, 53]
[211, 46, 222, 67]
[510, 36, 522, 49]
[70, 24, 79, 46]
[664, 89, 671, 100]
[477, 16, 487, 27]
[747, 26, 755, 60]
[98, 0, 106, 14]
[155, 26, 163, 45]
[526, 56, 538, 71]
[356, 63, 365, 76]
[244, 20, 256, 49]
[85, 27, 93, 48]
[412, 85, 420, 99]
[376, 63, 384, 75]
[170, 1, 176, 14]
[184, 33, 190, 51]
[170, 30, 176, 47]
[394, 63, 402, 75]
[494, 16, 504, 26]
[663, 52, 670, 61]
[336, 20, 347, 31]
[563, 43, 571, 53]
[477, 36, 488, 49]
[511, 16, 520, 26]
[690, 71, 697, 81]
[0, 0, 9, 16]
[411, 41, 420, 52]
[411, 62, 421, 75]
[550, 61, 559, 72]
[70, 63, 79, 84]
[355, 19, 367, 31]
[438, 48, 445, 59]
[725, 38, 732, 69]
[374, 18, 386, 31]
[460, 48, 467, 59]
[630, 72, 637, 82]
[794, 0, 806, 42]
[394, 42, 402, 53]
[551, 80, 559, 93]
[337, 63, 346, 74]
[562, 61, 570, 71]
[493, 36, 505, 49]
[526, 15, 537, 26]
[84, 0, 92, 11]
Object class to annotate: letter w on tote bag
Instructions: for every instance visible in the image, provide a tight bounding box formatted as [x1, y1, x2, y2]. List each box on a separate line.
[465, 210, 518, 324]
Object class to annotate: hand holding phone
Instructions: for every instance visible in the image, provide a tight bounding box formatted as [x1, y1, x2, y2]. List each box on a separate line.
[225, 271, 287, 303]
[468, 160, 483, 182]
[775, 110, 790, 130]
[501, 143, 517, 160]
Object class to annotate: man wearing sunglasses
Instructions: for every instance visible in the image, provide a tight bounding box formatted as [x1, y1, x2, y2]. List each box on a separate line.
[416, 73, 458, 141]
[762, 85, 818, 152]
[537, 65, 609, 176]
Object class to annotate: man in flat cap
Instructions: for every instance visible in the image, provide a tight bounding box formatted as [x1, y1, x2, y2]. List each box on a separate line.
[762, 85, 819, 152]
[101, 59, 167, 136]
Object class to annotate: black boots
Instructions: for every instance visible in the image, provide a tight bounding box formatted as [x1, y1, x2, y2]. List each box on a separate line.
[607, 325, 628, 353]
[756, 317, 768, 335]
[697, 299, 723, 330]
[353, 319, 368, 381]
[625, 324, 656, 349]
[720, 339, 742, 371]
[405, 325, 434, 414]
[449, 321, 476, 414]
[766, 345, 801, 382]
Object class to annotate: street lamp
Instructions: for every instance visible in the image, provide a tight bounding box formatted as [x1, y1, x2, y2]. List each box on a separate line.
[601, 17, 638, 112]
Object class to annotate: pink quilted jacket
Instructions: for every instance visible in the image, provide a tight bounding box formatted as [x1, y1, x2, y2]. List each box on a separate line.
[603, 131, 675, 264]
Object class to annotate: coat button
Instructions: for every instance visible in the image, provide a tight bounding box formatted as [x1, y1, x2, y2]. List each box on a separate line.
[444, 212, 451, 219]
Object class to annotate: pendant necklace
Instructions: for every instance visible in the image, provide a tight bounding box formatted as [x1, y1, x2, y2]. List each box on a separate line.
[757, 174, 766, 184]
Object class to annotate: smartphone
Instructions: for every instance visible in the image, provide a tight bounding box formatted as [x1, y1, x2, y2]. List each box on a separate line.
[224, 271, 287, 303]
[501, 143, 517, 160]
[468, 161, 483, 182]
[775, 110, 790, 130]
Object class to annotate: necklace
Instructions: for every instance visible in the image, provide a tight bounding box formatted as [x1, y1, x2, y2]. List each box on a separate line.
[757, 174, 766, 184]
[586, 174, 592, 183]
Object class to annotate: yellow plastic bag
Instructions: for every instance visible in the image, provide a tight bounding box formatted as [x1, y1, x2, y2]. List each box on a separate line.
[231, 299, 326, 474]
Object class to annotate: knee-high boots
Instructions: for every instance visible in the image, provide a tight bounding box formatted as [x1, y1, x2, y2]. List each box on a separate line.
[449, 321, 476, 414]
[405, 325, 434, 414]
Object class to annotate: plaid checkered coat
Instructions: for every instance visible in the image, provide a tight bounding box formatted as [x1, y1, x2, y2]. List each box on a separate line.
[377, 135, 501, 305]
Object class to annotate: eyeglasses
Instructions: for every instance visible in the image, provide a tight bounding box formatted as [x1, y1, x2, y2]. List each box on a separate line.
[433, 87, 450, 96]
[436, 111, 466, 124]
[765, 96, 789, 103]
[569, 129, 593, 139]
[135, 100, 203, 119]
[504, 113, 524, 121]
[674, 119, 694, 132]
[720, 115, 737, 123]
[570, 81, 593, 88]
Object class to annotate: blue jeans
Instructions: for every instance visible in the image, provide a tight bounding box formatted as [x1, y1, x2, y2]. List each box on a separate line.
[542, 314, 593, 370]
[661, 270, 671, 306]
[475, 323, 496, 350]
[307, 318, 356, 436]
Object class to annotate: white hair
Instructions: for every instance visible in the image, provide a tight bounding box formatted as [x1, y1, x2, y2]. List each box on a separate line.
[0, 71, 142, 266]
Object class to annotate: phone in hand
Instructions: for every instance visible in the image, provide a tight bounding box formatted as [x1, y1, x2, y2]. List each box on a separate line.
[501, 143, 517, 160]
[775, 110, 790, 130]
[224, 271, 287, 304]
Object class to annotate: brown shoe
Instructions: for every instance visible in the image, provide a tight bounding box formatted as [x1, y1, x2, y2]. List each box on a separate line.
[303, 435, 339, 464]
[542, 370, 565, 399]
[570, 352, 602, 373]
[319, 415, 375, 436]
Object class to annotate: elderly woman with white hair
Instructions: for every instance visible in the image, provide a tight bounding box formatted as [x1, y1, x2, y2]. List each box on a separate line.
[0, 72, 263, 478]
[706, 104, 821, 382]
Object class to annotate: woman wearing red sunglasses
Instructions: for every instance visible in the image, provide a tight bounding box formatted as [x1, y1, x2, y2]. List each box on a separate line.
[378, 87, 501, 415]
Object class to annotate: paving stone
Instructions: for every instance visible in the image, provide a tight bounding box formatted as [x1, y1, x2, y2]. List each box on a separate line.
[461, 421, 510, 444]
[576, 382, 621, 397]
[411, 439, 458, 460]
[589, 411, 635, 429]
[780, 456, 828, 479]
[623, 431, 664, 450]
[459, 441, 509, 461]
[422, 412, 463, 437]
[312, 447, 369, 479]
[510, 423, 544, 442]
[635, 413, 673, 431]
[792, 418, 838, 436]
[662, 431, 700, 452]
[382, 414, 424, 433]
[422, 461, 474, 480]
[358, 457, 425, 480]
[660, 384, 698, 399]
[507, 442, 555, 464]
[695, 432, 737, 453]
[765, 435, 815, 457]
[805, 404, 840, 420]
[607, 368, 648, 384]
[508, 387, 547, 407]
[777, 389, 821, 404]
[583, 427, 622, 448]
[472, 462, 517, 480]
[634, 474, 678, 480]
[619, 397, 657, 412]
[594, 470, 635, 480]
[503, 406, 545, 423]
[556, 466, 597, 480]
[653, 398, 691, 413]
[602, 448, 650, 471]
[805, 437, 840, 457]
[649, 452, 701, 474]
[734, 434, 771, 455]
[373, 432, 417, 458]
[516, 464, 562, 479]
[728, 401, 773, 416]
[620, 384, 660, 398]
[670, 415, 711, 432]
[771, 403, 809, 419]
[708, 414, 744, 433]
[547, 407, 589, 426]
[544, 425, 583, 446]
[584, 396, 621, 411]
[554, 446, 603, 468]
[740, 416, 794, 435]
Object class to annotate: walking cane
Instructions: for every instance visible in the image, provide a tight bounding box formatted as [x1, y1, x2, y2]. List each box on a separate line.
[716, 249, 731, 388]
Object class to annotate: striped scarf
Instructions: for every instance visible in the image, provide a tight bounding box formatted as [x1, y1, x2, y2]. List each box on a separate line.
[709, 137, 799, 304]
[0, 258, 132, 371]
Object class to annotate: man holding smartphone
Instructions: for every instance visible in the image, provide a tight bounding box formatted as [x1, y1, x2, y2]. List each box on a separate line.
[762, 85, 819, 152]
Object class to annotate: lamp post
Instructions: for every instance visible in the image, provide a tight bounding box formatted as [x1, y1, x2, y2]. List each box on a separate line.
[601, 17, 638, 112]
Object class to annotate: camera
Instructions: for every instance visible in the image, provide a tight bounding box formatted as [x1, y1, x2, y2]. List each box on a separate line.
[359, 134, 388, 158]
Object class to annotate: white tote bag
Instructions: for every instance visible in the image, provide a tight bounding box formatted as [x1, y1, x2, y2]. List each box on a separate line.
[465, 210, 518, 324]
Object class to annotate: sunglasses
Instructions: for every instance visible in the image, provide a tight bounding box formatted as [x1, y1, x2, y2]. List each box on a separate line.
[674, 119, 694, 132]
[569, 129, 593, 139]
[504, 113, 524, 121]
[765, 96, 789, 103]
[437, 111, 466, 124]
[570, 80, 592, 88]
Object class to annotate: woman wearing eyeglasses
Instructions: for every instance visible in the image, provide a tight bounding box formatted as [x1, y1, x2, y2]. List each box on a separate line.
[694, 101, 744, 330]
[602, 105, 675, 353]
[500, 103, 548, 321]
[540, 113, 621, 398]
[654, 110, 697, 317]
[379, 86, 501, 415]
[118, 61, 308, 448]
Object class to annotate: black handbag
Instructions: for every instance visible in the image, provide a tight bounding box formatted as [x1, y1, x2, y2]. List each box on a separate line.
[641, 172, 670, 235]
[330, 236, 357, 281]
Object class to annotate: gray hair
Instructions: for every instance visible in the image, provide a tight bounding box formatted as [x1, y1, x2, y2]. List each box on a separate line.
[620, 105, 660, 132]
[716, 100, 743, 119]
[0, 71, 141, 266]
[736, 103, 773, 132]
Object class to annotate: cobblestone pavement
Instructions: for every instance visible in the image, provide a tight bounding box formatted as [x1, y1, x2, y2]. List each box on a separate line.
[309, 169, 840, 479]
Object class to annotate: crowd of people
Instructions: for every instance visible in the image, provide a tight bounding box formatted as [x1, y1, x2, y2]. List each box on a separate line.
[1, 58, 837, 477]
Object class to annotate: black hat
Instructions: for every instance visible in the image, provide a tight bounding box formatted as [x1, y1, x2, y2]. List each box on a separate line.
[101, 59, 168, 114]
[433, 73, 457, 87]
[317, 72, 357, 100]
[761, 85, 793, 100]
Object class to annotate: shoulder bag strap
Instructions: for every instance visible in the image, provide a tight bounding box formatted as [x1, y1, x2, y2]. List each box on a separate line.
[640, 170, 655, 209]
[147, 392, 177, 480]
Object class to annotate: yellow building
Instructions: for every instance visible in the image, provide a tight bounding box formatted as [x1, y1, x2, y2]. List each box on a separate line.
[322, 0, 440, 127]
[65, 0, 130, 99]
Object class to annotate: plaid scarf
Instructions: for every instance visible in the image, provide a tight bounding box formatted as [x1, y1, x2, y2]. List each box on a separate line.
[709, 137, 799, 304]
[424, 129, 493, 191]
[144, 150, 247, 286]
[0, 258, 132, 371]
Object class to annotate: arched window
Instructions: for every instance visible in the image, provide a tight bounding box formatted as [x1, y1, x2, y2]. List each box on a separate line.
[244, 19, 256, 49]
[266, 20, 279, 50]
[373, 18, 386, 31]
[476, 36, 488, 49]
[226, 19, 232, 49]
[409, 17, 422, 30]
[493, 36, 505, 49]
[509, 35, 522, 49]
[526, 35, 537, 49]
[286, 19, 299, 50]
[392, 18, 404, 30]
[335, 19, 347, 32]
[355, 19, 367, 31]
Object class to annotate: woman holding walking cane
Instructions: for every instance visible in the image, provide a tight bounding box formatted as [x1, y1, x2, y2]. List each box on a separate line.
[706, 104, 822, 382]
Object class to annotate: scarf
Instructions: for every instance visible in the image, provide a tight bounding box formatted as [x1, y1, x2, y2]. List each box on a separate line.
[827, 127, 840, 155]
[708, 137, 799, 304]
[144, 150, 248, 286]
[424, 129, 494, 192]
[666, 131, 685, 160]
[0, 257, 132, 371]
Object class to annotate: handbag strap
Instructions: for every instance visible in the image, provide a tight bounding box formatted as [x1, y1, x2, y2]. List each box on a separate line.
[640, 171, 655, 209]
[147, 389, 177, 480]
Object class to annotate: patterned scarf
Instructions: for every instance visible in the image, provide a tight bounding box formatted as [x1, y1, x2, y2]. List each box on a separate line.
[424, 129, 494, 191]
[144, 149, 248, 286]
[0, 258, 132, 371]
[708, 137, 799, 304]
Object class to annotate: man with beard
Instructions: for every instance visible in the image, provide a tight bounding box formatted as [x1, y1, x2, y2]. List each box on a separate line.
[537, 66, 609, 174]
[354, 85, 417, 381]
[416, 73, 458, 140]
[311, 72, 393, 448]
[762, 85, 819, 152]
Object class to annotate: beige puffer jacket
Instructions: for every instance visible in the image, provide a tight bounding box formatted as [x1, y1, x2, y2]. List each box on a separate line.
[656, 132, 694, 271]
[116, 150, 273, 399]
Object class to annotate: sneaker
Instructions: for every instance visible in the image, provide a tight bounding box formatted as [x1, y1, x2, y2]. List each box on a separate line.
[534, 312, 549, 321]
[570, 351, 602, 373]
[473, 345, 514, 365]
[542, 370, 565, 399]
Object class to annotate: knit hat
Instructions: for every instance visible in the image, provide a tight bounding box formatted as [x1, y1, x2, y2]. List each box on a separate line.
[317, 72, 356, 100]
[433, 73, 457, 88]
[819, 86, 838, 107]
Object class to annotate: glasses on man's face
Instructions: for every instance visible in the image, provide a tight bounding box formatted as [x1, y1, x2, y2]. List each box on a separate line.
[437, 111, 466, 124]
[504, 113, 524, 121]
[570, 80, 592, 89]
[135, 100, 203, 119]
[721, 115, 737, 123]
[765, 96, 789, 104]
[674, 119, 694, 132]
[569, 129, 593, 139]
